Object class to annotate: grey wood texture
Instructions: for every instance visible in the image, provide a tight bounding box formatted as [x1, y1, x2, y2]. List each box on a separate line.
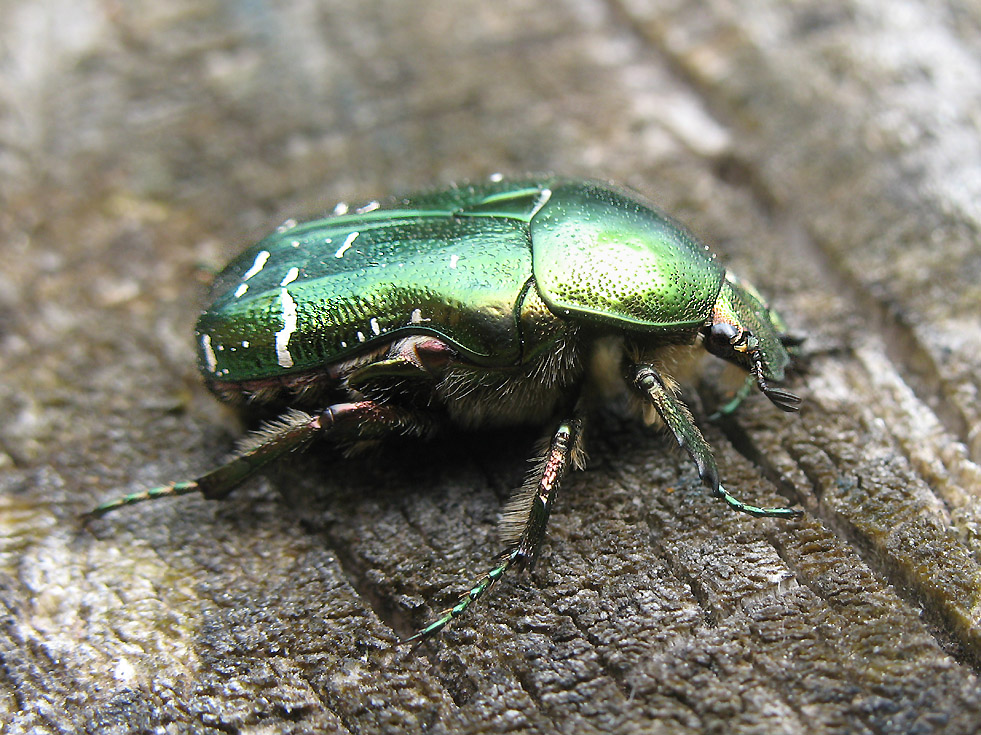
[1, 1, 980, 733]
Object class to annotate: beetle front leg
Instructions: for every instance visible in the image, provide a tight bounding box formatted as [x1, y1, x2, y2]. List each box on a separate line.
[632, 363, 801, 518]
[86, 401, 434, 518]
[408, 415, 585, 641]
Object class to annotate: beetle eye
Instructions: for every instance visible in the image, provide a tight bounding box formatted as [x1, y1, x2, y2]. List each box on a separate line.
[703, 321, 755, 365]
[709, 322, 739, 345]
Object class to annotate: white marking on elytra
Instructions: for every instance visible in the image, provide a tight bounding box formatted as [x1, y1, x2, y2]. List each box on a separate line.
[275, 289, 298, 368]
[335, 231, 359, 258]
[530, 188, 552, 218]
[370, 317, 381, 335]
[242, 340, 250, 348]
[333, 201, 349, 216]
[280, 267, 299, 287]
[242, 250, 270, 281]
[234, 283, 249, 298]
[356, 331, 365, 342]
[356, 200, 380, 214]
[201, 334, 218, 373]
[489, 172, 504, 182]
[449, 254, 460, 269]
[410, 308, 424, 323]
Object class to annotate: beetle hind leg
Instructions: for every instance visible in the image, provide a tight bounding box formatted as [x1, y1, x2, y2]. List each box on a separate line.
[84, 480, 206, 517]
[86, 402, 435, 519]
[85, 408, 322, 518]
[408, 416, 584, 641]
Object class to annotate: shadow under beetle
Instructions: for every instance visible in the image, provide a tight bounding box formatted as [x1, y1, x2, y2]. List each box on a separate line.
[90, 177, 802, 640]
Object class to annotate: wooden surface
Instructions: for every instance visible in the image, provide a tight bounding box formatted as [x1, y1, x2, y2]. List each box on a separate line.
[2, 1, 980, 733]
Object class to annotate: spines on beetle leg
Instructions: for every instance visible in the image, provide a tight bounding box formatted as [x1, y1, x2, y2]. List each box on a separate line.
[498, 444, 551, 548]
[85, 409, 321, 518]
[499, 433, 587, 549]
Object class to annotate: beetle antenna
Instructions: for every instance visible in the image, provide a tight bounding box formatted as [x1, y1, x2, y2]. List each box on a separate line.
[752, 355, 801, 412]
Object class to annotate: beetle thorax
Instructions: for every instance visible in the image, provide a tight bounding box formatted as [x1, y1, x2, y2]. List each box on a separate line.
[438, 331, 586, 428]
[588, 337, 719, 428]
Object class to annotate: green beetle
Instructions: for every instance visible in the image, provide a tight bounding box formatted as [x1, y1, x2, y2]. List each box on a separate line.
[91, 177, 801, 639]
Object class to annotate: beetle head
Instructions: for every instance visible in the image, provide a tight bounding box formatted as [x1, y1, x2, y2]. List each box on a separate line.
[701, 276, 800, 412]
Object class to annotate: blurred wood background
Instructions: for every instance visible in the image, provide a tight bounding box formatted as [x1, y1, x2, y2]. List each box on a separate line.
[2, 1, 980, 733]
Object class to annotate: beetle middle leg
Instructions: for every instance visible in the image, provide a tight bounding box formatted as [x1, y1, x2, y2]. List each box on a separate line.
[708, 373, 756, 420]
[408, 414, 585, 641]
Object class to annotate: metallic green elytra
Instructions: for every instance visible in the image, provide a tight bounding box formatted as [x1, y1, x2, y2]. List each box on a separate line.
[90, 176, 803, 641]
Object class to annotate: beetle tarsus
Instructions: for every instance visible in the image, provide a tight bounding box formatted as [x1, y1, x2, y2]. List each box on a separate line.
[716, 483, 803, 518]
[83, 480, 201, 519]
[708, 375, 756, 420]
[85, 409, 323, 517]
[405, 549, 520, 643]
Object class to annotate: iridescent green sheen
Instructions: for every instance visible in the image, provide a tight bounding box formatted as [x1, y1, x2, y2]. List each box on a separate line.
[196, 181, 549, 380]
[530, 180, 725, 331]
[717, 275, 791, 381]
[195, 178, 732, 383]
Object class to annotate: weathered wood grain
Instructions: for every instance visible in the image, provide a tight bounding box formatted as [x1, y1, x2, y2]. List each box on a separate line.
[1, 1, 979, 733]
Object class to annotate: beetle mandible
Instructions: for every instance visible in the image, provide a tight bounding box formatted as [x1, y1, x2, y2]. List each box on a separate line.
[91, 177, 802, 639]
